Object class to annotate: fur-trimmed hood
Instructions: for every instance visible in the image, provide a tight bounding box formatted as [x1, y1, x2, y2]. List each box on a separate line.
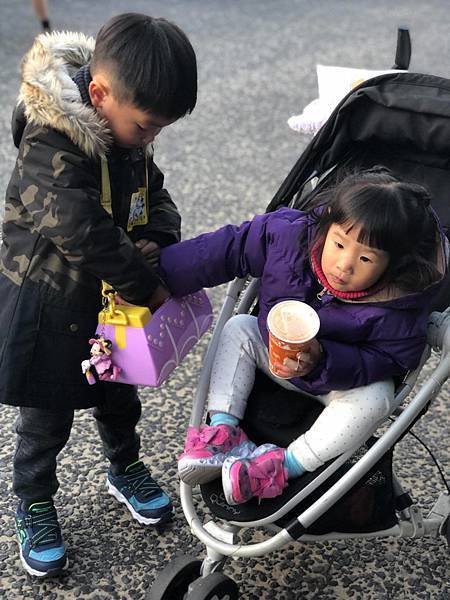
[15, 31, 112, 158]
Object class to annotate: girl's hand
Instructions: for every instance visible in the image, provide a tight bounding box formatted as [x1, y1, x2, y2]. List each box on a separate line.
[275, 338, 323, 378]
[135, 239, 161, 267]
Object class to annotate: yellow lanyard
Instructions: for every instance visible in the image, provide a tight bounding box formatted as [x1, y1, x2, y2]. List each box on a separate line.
[99, 154, 149, 216]
[100, 157, 113, 216]
[99, 153, 148, 302]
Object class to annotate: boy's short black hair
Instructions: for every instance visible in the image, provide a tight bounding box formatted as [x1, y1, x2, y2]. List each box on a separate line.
[91, 13, 197, 119]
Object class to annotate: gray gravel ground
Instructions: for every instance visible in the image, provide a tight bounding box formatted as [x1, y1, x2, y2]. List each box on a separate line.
[0, 1, 449, 598]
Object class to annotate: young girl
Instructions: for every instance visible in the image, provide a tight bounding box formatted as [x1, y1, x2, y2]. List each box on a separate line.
[158, 167, 446, 505]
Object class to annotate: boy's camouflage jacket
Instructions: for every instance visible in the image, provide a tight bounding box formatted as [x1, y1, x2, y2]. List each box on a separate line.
[0, 33, 182, 408]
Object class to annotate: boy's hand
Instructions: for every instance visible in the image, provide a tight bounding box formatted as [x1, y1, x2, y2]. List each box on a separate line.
[135, 239, 160, 266]
[148, 284, 170, 312]
[116, 284, 170, 312]
[275, 338, 323, 378]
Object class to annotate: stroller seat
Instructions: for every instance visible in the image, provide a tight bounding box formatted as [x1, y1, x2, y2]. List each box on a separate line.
[201, 370, 397, 534]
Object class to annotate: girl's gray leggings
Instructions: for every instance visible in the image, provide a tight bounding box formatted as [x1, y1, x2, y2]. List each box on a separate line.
[207, 314, 395, 472]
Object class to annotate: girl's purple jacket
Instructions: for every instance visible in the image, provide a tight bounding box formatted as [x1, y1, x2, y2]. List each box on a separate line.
[159, 208, 447, 395]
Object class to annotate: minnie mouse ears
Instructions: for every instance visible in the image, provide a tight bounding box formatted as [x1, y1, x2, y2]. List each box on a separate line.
[88, 335, 112, 353]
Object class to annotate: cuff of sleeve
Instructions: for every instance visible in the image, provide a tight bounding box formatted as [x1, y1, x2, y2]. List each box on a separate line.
[118, 270, 163, 305]
[139, 231, 179, 248]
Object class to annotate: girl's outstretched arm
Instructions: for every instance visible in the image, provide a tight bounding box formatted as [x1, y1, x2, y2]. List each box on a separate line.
[158, 212, 277, 296]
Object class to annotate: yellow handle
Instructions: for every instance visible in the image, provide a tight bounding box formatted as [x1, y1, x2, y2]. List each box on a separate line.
[100, 281, 119, 318]
[103, 308, 129, 326]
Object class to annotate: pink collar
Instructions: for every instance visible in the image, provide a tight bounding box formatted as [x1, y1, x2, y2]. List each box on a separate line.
[310, 244, 385, 300]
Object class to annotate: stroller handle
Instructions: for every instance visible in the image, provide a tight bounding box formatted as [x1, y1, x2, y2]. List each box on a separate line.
[392, 27, 411, 70]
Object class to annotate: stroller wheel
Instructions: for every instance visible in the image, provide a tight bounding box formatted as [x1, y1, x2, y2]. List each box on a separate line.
[149, 554, 202, 600]
[187, 572, 239, 600]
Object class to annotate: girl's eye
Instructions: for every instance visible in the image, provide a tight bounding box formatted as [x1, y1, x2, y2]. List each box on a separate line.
[334, 241, 344, 249]
[136, 124, 145, 132]
[360, 256, 372, 263]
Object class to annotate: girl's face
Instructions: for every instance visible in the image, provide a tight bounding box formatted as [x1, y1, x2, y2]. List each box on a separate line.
[321, 223, 390, 292]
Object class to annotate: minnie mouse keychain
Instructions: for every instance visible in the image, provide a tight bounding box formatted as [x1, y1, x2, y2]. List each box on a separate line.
[81, 335, 121, 385]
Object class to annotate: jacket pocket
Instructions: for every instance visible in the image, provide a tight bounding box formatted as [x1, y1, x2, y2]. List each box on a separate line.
[30, 302, 98, 385]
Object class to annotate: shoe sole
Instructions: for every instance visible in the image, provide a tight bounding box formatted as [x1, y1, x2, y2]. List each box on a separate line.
[178, 441, 258, 487]
[178, 458, 222, 486]
[107, 481, 173, 525]
[19, 545, 68, 578]
[221, 457, 240, 505]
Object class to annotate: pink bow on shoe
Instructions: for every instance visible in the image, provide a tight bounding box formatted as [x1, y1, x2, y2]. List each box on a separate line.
[246, 456, 288, 499]
[183, 425, 232, 453]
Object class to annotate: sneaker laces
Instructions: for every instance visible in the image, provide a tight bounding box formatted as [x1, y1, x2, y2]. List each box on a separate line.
[25, 503, 60, 549]
[124, 461, 162, 500]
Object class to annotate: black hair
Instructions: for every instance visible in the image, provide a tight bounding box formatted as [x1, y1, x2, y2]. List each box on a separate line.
[312, 166, 441, 292]
[91, 13, 197, 119]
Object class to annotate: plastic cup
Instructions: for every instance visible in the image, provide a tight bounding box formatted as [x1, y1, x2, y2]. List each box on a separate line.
[267, 300, 320, 379]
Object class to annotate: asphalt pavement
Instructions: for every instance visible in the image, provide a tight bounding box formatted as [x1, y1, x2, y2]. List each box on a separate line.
[0, 1, 449, 598]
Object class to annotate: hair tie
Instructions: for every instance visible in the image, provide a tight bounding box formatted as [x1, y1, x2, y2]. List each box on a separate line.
[407, 184, 431, 207]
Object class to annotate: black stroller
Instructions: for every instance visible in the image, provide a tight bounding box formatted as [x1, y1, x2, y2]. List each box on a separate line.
[150, 35, 450, 600]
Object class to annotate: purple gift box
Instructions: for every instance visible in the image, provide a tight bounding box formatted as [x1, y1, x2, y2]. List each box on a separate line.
[95, 290, 213, 387]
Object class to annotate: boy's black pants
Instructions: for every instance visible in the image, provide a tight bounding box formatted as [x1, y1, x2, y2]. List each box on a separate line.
[13, 385, 141, 503]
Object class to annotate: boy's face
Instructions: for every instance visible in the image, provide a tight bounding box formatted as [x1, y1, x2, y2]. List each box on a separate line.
[89, 75, 177, 148]
[100, 97, 176, 148]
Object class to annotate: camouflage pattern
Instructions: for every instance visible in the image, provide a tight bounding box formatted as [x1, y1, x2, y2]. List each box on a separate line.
[0, 33, 181, 408]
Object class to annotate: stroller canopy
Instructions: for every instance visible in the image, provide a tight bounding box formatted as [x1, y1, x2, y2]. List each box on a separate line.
[269, 71, 450, 239]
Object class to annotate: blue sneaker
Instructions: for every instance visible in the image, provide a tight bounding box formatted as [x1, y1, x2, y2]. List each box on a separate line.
[107, 460, 173, 525]
[15, 500, 68, 577]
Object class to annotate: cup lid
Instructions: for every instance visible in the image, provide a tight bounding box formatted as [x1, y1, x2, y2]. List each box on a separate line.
[267, 300, 320, 343]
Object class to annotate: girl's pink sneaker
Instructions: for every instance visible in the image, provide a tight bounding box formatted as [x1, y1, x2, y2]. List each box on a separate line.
[178, 424, 256, 485]
[222, 444, 288, 505]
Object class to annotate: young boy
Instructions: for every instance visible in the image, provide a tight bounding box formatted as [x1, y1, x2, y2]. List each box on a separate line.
[0, 13, 197, 577]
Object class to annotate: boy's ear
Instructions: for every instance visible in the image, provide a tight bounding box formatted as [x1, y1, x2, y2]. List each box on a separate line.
[88, 74, 110, 109]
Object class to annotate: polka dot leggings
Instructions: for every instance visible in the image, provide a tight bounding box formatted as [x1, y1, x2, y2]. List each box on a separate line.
[207, 314, 395, 472]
